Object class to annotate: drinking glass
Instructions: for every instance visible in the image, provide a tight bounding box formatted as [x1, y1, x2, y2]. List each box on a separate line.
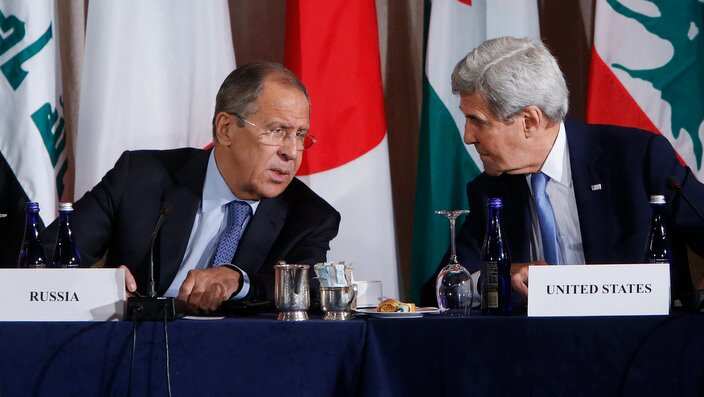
[435, 209, 474, 315]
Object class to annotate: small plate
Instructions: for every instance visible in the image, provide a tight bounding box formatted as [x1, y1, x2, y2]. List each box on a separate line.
[355, 307, 439, 318]
[182, 315, 226, 320]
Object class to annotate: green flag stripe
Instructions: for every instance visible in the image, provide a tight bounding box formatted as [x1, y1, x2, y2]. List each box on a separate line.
[410, 76, 481, 302]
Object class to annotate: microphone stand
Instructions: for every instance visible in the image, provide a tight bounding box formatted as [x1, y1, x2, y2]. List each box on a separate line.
[666, 176, 704, 312]
[126, 205, 176, 321]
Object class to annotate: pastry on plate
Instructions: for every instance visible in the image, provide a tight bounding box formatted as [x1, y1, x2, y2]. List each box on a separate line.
[376, 298, 416, 313]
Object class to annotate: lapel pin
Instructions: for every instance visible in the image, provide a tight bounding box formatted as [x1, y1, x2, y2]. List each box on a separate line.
[590, 184, 602, 191]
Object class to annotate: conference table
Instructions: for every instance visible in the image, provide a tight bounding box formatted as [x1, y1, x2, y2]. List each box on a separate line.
[1, 312, 702, 396]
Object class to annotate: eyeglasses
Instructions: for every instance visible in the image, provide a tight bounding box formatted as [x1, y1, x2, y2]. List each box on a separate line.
[231, 112, 316, 151]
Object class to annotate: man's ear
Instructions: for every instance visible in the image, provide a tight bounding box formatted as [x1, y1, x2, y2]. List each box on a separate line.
[214, 112, 234, 145]
[522, 105, 543, 138]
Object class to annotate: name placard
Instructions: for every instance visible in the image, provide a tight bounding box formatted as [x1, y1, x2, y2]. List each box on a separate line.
[528, 264, 670, 317]
[0, 268, 126, 321]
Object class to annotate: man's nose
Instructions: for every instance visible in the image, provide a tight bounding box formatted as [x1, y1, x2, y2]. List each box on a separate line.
[463, 124, 477, 145]
[277, 134, 298, 160]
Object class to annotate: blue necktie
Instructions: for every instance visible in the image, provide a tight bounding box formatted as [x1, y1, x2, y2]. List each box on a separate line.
[210, 200, 252, 266]
[531, 172, 560, 264]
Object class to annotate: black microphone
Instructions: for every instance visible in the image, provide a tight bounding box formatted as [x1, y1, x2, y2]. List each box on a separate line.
[126, 203, 176, 321]
[666, 176, 704, 223]
[148, 204, 171, 297]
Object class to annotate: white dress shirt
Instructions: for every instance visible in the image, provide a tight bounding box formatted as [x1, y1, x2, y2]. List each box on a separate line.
[526, 122, 586, 265]
[164, 151, 259, 298]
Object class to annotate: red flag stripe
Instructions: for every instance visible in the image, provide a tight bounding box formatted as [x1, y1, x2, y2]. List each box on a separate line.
[586, 48, 658, 133]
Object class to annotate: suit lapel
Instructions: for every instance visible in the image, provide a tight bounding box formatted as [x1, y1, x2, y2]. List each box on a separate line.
[233, 195, 288, 275]
[503, 175, 532, 262]
[566, 120, 617, 263]
[157, 151, 208, 294]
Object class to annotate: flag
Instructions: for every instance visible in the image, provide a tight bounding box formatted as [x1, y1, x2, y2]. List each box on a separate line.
[410, 0, 540, 301]
[587, 0, 704, 179]
[285, 0, 400, 297]
[0, 0, 64, 226]
[74, 0, 236, 199]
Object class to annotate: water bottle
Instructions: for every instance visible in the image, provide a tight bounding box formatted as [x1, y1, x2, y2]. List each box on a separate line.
[18, 202, 48, 268]
[480, 197, 511, 314]
[53, 202, 81, 268]
[645, 195, 671, 264]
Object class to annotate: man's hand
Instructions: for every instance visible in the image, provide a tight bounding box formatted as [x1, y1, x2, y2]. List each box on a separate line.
[510, 261, 547, 298]
[119, 265, 138, 296]
[177, 267, 241, 312]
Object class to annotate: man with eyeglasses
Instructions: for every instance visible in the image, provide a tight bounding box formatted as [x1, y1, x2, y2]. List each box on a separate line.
[43, 62, 340, 312]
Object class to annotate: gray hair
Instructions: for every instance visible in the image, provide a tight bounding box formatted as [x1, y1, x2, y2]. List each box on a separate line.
[212, 62, 308, 136]
[451, 37, 568, 122]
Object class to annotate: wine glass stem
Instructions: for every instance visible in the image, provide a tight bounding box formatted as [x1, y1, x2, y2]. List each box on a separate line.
[449, 216, 457, 263]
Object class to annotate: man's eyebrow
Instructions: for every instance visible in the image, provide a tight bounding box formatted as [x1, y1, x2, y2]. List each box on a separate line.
[264, 120, 310, 131]
[263, 119, 287, 127]
[462, 111, 484, 121]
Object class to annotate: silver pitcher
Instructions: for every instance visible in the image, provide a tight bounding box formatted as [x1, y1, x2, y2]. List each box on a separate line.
[320, 285, 357, 320]
[274, 262, 310, 321]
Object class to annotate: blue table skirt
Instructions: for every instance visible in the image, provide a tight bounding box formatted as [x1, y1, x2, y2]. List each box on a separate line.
[361, 314, 704, 397]
[0, 316, 366, 397]
[1, 314, 703, 396]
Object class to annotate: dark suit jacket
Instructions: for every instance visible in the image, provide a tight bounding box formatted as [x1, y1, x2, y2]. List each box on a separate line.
[43, 148, 340, 301]
[0, 152, 36, 268]
[422, 120, 704, 306]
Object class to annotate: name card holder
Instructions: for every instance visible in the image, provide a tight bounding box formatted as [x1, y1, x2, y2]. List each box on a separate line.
[528, 264, 670, 317]
[0, 268, 126, 321]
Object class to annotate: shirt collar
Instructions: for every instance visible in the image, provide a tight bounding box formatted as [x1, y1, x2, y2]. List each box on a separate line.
[539, 121, 569, 187]
[202, 151, 259, 214]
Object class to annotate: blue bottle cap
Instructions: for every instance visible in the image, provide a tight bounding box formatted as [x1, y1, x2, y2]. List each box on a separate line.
[25, 202, 40, 212]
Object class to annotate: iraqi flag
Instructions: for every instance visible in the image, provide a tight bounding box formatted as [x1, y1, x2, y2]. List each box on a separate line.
[74, 0, 236, 199]
[410, 0, 540, 301]
[587, 0, 704, 179]
[285, 0, 399, 297]
[0, 0, 65, 248]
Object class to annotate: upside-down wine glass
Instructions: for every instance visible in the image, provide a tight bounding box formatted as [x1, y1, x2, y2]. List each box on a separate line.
[435, 209, 474, 315]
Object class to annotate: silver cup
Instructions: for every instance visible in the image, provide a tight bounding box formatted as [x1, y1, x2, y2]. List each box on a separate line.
[320, 286, 357, 320]
[274, 263, 310, 321]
